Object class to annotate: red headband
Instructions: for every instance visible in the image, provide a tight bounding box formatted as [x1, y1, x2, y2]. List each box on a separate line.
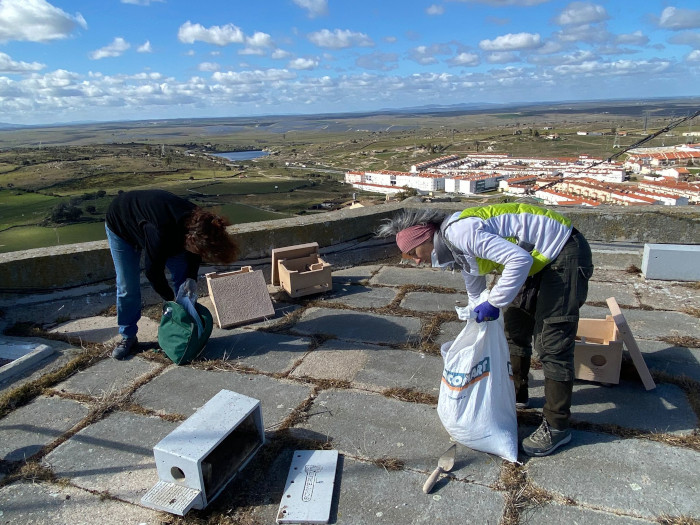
[395, 224, 437, 253]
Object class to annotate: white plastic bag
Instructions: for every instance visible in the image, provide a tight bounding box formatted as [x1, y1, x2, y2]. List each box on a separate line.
[175, 278, 203, 338]
[437, 294, 518, 462]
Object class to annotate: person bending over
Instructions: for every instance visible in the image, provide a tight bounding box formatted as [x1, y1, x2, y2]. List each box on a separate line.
[377, 203, 593, 457]
[105, 189, 239, 359]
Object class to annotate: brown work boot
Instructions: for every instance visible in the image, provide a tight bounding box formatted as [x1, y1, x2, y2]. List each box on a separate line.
[511, 355, 530, 409]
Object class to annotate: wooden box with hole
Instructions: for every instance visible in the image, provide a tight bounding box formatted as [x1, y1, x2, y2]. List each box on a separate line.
[272, 242, 332, 298]
[574, 315, 624, 384]
[141, 389, 264, 516]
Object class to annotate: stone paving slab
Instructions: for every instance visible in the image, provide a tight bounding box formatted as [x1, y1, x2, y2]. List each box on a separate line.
[435, 320, 465, 348]
[321, 284, 397, 309]
[400, 291, 469, 312]
[290, 342, 368, 381]
[294, 389, 503, 486]
[585, 282, 639, 307]
[52, 356, 160, 398]
[580, 305, 700, 340]
[635, 339, 700, 381]
[525, 430, 700, 520]
[525, 370, 697, 435]
[0, 481, 161, 525]
[200, 328, 311, 374]
[292, 307, 422, 345]
[332, 264, 381, 284]
[524, 502, 656, 524]
[322, 456, 504, 524]
[49, 315, 160, 345]
[131, 366, 313, 430]
[369, 266, 471, 289]
[43, 411, 176, 506]
[635, 281, 700, 310]
[355, 347, 443, 395]
[0, 396, 90, 463]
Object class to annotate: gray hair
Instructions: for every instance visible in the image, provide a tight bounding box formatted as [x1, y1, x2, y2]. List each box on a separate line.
[376, 208, 448, 238]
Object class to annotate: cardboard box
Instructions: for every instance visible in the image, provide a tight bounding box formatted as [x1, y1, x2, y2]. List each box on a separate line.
[574, 315, 623, 384]
[271, 242, 332, 298]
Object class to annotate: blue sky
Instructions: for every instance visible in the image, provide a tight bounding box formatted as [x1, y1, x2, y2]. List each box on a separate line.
[0, 0, 699, 125]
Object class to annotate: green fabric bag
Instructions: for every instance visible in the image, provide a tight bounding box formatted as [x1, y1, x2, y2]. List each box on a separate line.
[158, 301, 214, 365]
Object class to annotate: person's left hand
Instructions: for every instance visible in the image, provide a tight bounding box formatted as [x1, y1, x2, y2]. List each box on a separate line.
[474, 301, 499, 323]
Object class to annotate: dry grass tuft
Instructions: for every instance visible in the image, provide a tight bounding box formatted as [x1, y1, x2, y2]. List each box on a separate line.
[656, 515, 700, 525]
[498, 462, 554, 525]
[382, 387, 438, 405]
[681, 306, 700, 318]
[372, 456, 405, 471]
[659, 335, 700, 348]
[6, 461, 56, 484]
[310, 378, 352, 390]
[626, 264, 642, 274]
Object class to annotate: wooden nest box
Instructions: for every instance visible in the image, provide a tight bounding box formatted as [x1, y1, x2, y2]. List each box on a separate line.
[574, 315, 623, 384]
[271, 242, 332, 298]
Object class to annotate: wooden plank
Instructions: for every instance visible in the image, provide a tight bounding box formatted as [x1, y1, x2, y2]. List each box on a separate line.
[606, 297, 656, 391]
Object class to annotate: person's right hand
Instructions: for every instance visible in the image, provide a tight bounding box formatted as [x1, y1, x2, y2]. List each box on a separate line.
[474, 301, 499, 323]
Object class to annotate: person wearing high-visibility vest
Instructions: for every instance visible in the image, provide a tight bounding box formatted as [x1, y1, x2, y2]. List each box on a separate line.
[378, 203, 593, 456]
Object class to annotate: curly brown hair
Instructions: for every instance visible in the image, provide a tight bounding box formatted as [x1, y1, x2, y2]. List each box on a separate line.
[184, 208, 240, 263]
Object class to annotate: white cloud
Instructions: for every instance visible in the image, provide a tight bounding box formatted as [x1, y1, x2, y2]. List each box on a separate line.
[479, 32, 541, 51]
[553, 58, 670, 77]
[307, 29, 373, 49]
[616, 30, 648, 46]
[272, 49, 292, 59]
[687, 50, 700, 62]
[198, 62, 220, 72]
[90, 37, 131, 60]
[658, 7, 700, 30]
[0, 0, 87, 43]
[408, 44, 452, 65]
[288, 58, 319, 70]
[292, 0, 328, 18]
[247, 32, 273, 48]
[137, 41, 153, 53]
[449, 52, 479, 66]
[356, 52, 399, 71]
[529, 49, 596, 65]
[426, 4, 445, 15]
[177, 21, 245, 46]
[554, 2, 608, 26]
[485, 51, 518, 63]
[556, 23, 609, 44]
[0, 51, 44, 73]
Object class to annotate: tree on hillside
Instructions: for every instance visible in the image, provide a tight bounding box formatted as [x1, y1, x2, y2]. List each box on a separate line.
[46, 203, 83, 224]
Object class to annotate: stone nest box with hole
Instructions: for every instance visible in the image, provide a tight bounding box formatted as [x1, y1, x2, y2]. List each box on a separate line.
[140, 389, 265, 515]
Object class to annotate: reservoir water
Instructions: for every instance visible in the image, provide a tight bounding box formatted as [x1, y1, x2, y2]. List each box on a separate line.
[212, 150, 270, 161]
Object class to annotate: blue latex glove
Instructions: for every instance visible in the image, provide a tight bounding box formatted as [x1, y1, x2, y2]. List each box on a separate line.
[474, 301, 499, 323]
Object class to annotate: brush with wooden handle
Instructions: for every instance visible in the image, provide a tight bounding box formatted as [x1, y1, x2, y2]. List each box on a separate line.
[423, 444, 456, 494]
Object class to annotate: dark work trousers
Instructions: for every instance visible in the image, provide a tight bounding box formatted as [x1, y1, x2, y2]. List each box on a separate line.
[504, 230, 594, 382]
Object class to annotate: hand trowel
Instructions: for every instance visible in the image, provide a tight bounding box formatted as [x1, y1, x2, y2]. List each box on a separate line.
[422, 444, 456, 494]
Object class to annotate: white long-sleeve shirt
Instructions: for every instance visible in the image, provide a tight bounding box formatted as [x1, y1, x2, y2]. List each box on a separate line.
[440, 205, 572, 308]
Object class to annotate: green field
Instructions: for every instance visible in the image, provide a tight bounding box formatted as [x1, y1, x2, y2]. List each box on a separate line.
[0, 97, 697, 254]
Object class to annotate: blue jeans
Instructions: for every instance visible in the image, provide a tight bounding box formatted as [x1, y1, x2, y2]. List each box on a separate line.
[106, 224, 190, 339]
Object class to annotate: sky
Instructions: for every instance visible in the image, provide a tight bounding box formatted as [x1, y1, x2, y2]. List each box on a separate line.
[0, 0, 699, 126]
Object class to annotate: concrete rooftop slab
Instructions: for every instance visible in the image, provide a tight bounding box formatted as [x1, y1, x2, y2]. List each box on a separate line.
[526, 370, 698, 435]
[400, 291, 469, 312]
[131, 366, 313, 430]
[525, 430, 700, 520]
[0, 396, 90, 463]
[321, 284, 397, 309]
[0, 481, 160, 525]
[294, 389, 503, 486]
[49, 315, 160, 346]
[292, 306, 422, 345]
[43, 411, 176, 505]
[201, 327, 311, 374]
[52, 356, 161, 399]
